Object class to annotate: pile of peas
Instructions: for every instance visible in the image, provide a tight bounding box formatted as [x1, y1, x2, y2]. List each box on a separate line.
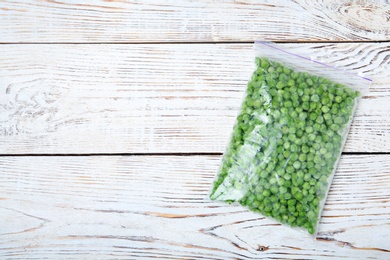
[210, 57, 359, 234]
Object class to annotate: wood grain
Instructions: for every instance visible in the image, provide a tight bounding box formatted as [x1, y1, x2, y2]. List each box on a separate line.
[1, 43, 389, 154]
[1, 0, 390, 43]
[2, 1, 388, 259]
[0, 155, 389, 259]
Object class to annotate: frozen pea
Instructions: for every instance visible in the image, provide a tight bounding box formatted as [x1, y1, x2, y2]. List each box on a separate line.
[311, 94, 320, 102]
[210, 57, 360, 235]
[293, 161, 301, 169]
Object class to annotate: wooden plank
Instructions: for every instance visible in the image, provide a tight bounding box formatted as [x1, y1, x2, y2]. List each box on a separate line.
[1, 0, 390, 43]
[0, 155, 389, 259]
[0, 43, 389, 154]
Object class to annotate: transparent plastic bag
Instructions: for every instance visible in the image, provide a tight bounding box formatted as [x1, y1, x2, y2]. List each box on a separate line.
[209, 41, 371, 235]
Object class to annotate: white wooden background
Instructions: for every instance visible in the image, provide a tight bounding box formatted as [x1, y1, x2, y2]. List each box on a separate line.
[0, 1, 389, 259]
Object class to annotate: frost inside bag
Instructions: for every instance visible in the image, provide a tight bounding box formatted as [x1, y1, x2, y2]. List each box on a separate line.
[209, 41, 371, 235]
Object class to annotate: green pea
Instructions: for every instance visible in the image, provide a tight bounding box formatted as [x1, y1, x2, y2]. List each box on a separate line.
[309, 112, 317, 121]
[287, 79, 295, 87]
[316, 116, 324, 124]
[313, 143, 320, 150]
[313, 123, 321, 131]
[330, 124, 339, 132]
[262, 189, 271, 197]
[321, 106, 330, 113]
[294, 138, 302, 145]
[285, 100, 293, 107]
[295, 192, 303, 201]
[306, 78, 314, 86]
[308, 226, 315, 235]
[291, 72, 298, 79]
[306, 126, 314, 133]
[293, 161, 301, 169]
[271, 186, 279, 194]
[313, 155, 322, 164]
[302, 102, 310, 110]
[323, 113, 332, 121]
[319, 147, 327, 155]
[289, 127, 297, 134]
[302, 95, 310, 102]
[287, 166, 296, 174]
[303, 182, 311, 190]
[288, 205, 296, 213]
[290, 153, 298, 161]
[311, 94, 320, 102]
[334, 116, 344, 125]
[307, 211, 316, 220]
[284, 193, 292, 200]
[308, 134, 316, 141]
[302, 145, 310, 154]
[278, 185, 287, 193]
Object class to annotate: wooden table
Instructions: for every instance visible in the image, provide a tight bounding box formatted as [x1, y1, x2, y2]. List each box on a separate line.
[1, 1, 389, 259]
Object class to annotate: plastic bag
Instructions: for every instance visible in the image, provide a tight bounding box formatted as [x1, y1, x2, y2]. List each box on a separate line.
[209, 41, 371, 235]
